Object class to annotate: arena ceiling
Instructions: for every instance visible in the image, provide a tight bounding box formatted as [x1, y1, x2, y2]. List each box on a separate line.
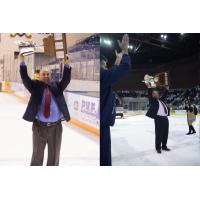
[100, 33, 200, 67]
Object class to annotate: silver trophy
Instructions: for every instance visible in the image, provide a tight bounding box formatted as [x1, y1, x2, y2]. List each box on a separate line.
[16, 41, 42, 56]
[142, 74, 158, 88]
[143, 72, 169, 88]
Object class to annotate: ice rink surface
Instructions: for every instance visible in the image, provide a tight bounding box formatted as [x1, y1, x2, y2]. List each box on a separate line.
[0, 92, 99, 166]
[111, 114, 200, 166]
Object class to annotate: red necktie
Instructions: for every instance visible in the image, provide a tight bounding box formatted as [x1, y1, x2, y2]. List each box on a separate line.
[43, 86, 51, 118]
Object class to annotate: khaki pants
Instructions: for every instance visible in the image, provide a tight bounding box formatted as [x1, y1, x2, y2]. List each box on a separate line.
[187, 114, 196, 126]
[30, 121, 62, 166]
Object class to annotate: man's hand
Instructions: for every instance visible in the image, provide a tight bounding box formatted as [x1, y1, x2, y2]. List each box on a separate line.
[160, 85, 169, 90]
[165, 85, 169, 90]
[59, 55, 70, 66]
[114, 50, 123, 65]
[117, 34, 129, 54]
[145, 82, 151, 88]
[64, 54, 70, 65]
[19, 54, 25, 63]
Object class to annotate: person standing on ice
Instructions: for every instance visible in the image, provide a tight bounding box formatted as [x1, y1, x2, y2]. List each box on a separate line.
[19, 54, 71, 166]
[145, 83, 171, 154]
[184, 100, 197, 135]
[100, 34, 131, 166]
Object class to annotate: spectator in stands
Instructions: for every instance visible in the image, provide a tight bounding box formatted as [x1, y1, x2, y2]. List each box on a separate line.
[184, 100, 197, 135]
[100, 34, 131, 166]
[19, 54, 71, 166]
[145, 83, 171, 154]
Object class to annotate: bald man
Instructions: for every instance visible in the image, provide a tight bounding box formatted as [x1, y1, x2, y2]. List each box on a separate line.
[19, 55, 71, 166]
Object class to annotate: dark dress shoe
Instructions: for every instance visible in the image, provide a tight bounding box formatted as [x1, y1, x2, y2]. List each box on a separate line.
[162, 147, 171, 151]
[156, 149, 162, 154]
[186, 132, 193, 135]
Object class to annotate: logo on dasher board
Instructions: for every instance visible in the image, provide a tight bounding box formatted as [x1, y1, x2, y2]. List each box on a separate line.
[81, 100, 98, 117]
[73, 101, 79, 111]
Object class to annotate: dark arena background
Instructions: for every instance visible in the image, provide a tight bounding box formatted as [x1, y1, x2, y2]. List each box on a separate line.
[101, 33, 200, 111]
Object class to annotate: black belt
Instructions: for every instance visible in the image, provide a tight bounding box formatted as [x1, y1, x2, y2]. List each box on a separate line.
[156, 115, 168, 118]
[34, 119, 61, 127]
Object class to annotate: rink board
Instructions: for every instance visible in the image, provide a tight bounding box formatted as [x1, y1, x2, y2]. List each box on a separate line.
[0, 81, 100, 136]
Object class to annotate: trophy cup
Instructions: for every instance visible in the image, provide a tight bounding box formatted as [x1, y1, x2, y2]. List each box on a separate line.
[17, 41, 40, 56]
[143, 72, 169, 88]
[20, 47, 35, 56]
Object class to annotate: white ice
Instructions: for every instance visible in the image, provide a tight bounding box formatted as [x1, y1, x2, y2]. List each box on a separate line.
[0, 92, 99, 166]
[111, 115, 200, 166]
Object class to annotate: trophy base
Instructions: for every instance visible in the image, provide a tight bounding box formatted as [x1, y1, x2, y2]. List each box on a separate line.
[20, 47, 35, 56]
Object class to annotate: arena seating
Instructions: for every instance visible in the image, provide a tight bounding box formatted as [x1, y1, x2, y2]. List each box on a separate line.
[116, 85, 200, 110]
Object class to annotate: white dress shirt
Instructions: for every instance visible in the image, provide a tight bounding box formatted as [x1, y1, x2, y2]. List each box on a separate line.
[157, 100, 168, 116]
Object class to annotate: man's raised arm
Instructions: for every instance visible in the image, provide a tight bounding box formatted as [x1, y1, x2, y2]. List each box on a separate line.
[145, 82, 154, 104]
[160, 86, 169, 101]
[58, 58, 71, 91]
[101, 54, 131, 87]
[19, 54, 35, 93]
[101, 34, 131, 87]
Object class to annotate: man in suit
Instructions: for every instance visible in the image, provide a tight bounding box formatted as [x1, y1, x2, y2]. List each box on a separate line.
[100, 34, 131, 166]
[145, 82, 171, 154]
[19, 54, 71, 166]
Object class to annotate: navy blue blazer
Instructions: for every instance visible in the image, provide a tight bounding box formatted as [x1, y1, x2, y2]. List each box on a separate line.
[100, 54, 131, 127]
[146, 88, 170, 119]
[20, 63, 71, 122]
